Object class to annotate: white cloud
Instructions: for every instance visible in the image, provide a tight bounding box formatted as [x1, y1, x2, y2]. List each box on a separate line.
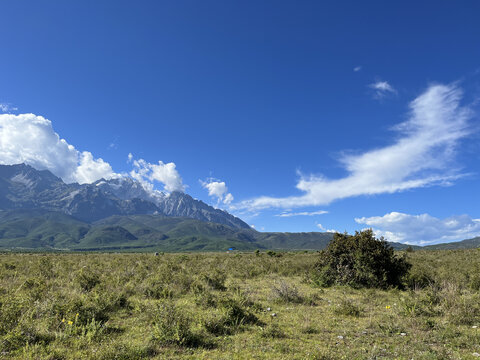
[355, 212, 480, 245]
[200, 178, 234, 205]
[0, 113, 115, 183]
[130, 156, 185, 193]
[236, 84, 472, 211]
[369, 80, 397, 98]
[276, 210, 328, 217]
[0, 103, 18, 113]
[74, 151, 117, 185]
[223, 192, 234, 205]
[353, 66, 362, 72]
[316, 223, 338, 233]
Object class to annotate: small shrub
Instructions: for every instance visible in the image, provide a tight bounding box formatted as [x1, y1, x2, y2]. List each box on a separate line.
[151, 302, 203, 348]
[57, 290, 124, 325]
[313, 230, 411, 289]
[2, 325, 40, 352]
[270, 280, 304, 304]
[333, 299, 362, 317]
[194, 291, 217, 308]
[218, 296, 259, 327]
[401, 288, 440, 318]
[76, 270, 100, 292]
[79, 317, 105, 342]
[303, 292, 322, 306]
[0, 295, 24, 334]
[259, 323, 285, 338]
[446, 294, 480, 325]
[21, 278, 47, 301]
[144, 281, 174, 299]
[3, 262, 16, 270]
[469, 273, 480, 291]
[38, 257, 54, 278]
[202, 271, 227, 291]
[300, 324, 319, 334]
[203, 314, 232, 336]
[266, 250, 282, 258]
[203, 295, 260, 336]
[406, 267, 435, 290]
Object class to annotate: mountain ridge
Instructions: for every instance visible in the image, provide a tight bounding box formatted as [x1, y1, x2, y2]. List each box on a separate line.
[0, 164, 478, 252]
[0, 163, 250, 229]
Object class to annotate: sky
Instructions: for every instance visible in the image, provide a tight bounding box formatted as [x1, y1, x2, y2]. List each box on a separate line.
[1, 1, 480, 245]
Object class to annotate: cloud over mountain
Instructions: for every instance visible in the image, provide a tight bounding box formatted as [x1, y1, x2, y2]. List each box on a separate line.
[0, 113, 115, 184]
[201, 179, 234, 205]
[129, 155, 185, 193]
[237, 84, 473, 211]
[0, 113, 187, 196]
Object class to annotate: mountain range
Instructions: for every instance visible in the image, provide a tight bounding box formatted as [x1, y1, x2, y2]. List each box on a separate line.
[0, 163, 249, 228]
[0, 163, 478, 252]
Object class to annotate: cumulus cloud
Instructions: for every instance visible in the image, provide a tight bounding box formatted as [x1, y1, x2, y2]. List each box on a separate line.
[0, 113, 115, 183]
[130, 156, 185, 193]
[200, 178, 234, 205]
[75, 152, 117, 185]
[236, 84, 473, 211]
[355, 212, 480, 245]
[369, 80, 397, 99]
[276, 210, 328, 217]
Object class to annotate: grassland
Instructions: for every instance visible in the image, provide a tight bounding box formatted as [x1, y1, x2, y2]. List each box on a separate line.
[1, 250, 480, 359]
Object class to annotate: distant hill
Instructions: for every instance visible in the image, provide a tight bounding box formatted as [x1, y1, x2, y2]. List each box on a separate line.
[423, 236, 480, 250]
[0, 209, 335, 251]
[0, 209, 435, 252]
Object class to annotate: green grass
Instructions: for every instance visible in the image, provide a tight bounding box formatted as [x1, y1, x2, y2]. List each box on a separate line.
[1, 250, 480, 359]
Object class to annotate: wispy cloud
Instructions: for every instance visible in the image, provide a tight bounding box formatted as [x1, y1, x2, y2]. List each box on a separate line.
[276, 210, 328, 217]
[353, 66, 362, 72]
[200, 178, 234, 205]
[235, 84, 473, 211]
[316, 223, 338, 233]
[369, 80, 397, 99]
[0, 103, 18, 113]
[108, 136, 119, 150]
[355, 212, 480, 245]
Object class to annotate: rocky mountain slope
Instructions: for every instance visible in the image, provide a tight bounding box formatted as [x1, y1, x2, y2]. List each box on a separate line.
[0, 164, 250, 229]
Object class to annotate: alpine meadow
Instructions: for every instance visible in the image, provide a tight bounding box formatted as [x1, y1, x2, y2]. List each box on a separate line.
[1, 1, 480, 359]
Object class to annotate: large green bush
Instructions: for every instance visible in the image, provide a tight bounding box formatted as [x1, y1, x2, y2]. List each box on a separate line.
[313, 230, 411, 288]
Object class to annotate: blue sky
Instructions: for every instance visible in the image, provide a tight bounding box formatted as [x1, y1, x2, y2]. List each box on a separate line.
[1, 1, 480, 244]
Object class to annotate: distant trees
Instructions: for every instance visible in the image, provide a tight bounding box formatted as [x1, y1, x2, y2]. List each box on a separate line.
[313, 229, 411, 289]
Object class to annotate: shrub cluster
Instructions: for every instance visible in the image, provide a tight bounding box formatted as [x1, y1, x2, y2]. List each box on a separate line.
[313, 230, 411, 288]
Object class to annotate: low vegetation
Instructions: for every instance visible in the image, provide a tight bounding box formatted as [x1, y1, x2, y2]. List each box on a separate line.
[1, 244, 480, 358]
[313, 230, 411, 289]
